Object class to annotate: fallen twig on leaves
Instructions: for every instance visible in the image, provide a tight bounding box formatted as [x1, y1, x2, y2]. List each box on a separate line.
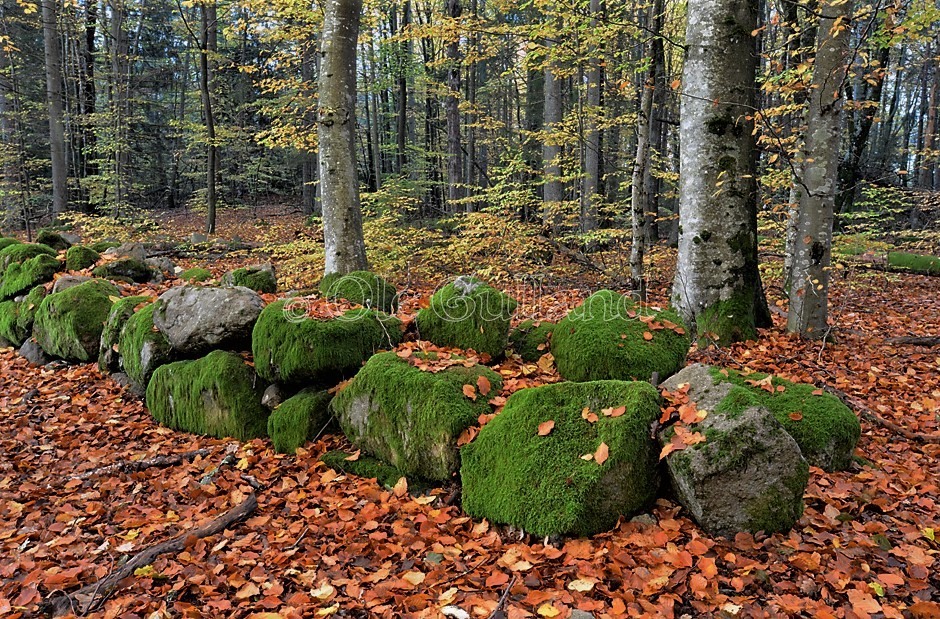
[41, 493, 258, 617]
[487, 575, 517, 619]
[885, 335, 940, 347]
[200, 443, 239, 485]
[823, 385, 940, 444]
[73, 449, 209, 480]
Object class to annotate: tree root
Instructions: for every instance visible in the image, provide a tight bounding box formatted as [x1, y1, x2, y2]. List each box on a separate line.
[73, 449, 209, 481]
[41, 493, 258, 616]
[822, 385, 940, 444]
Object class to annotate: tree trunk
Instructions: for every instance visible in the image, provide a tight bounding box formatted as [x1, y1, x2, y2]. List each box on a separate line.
[787, 0, 853, 339]
[42, 0, 68, 217]
[300, 38, 319, 215]
[542, 37, 563, 228]
[672, 0, 770, 345]
[110, 0, 129, 215]
[318, 0, 368, 275]
[80, 0, 97, 194]
[630, 61, 654, 299]
[200, 1, 217, 234]
[0, 25, 15, 221]
[580, 0, 602, 233]
[919, 56, 937, 189]
[643, 0, 666, 245]
[396, 0, 410, 174]
[445, 0, 462, 210]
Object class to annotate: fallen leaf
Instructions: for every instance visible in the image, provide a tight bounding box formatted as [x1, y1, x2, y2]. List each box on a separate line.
[594, 442, 609, 465]
[462, 384, 477, 400]
[537, 420, 555, 436]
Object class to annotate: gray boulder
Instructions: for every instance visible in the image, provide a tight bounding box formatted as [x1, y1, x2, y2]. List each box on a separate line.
[19, 338, 50, 366]
[660, 365, 809, 536]
[153, 285, 263, 354]
[51, 275, 92, 294]
[104, 242, 147, 261]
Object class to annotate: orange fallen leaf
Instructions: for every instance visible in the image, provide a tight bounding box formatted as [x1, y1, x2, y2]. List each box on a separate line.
[462, 384, 477, 400]
[344, 450, 360, 461]
[643, 331, 654, 341]
[789, 412, 803, 421]
[594, 442, 609, 465]
[537, 420, 555, 436]
[476, 375, 491, 395]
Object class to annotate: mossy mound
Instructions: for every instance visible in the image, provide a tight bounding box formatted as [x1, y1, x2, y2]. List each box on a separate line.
[0, 238, 21, 251]
[35, 230, 72, 251]
[65, 246, 100, 271]
[0, 242, 56, 270]
[461, 380, 662, 537]
[118, 303, 174, 391]
[332, 351, 502, 480]
[99, 295, 151, 372]
[0, 253, 61, 300]
[551, 290, 691, 383]
[321, 450, 432, 493]
[320, 270, 398, 313]
[708, 367, 860, 471]
[146, 350, 268, 441]
[415, 276, 517, 358]
[252, 300, 403, 385]
[179, 267, 213, 282]
[267, 389, 332, 454]
[93, 258, 153, 283]
[89, 240, 120, 253]
[509, 320, 555, 362]
[0, 285, 46, 347]
[887, 251, 940, 275]
[222, 264, 277, 293]
[33, 279, 120, 362]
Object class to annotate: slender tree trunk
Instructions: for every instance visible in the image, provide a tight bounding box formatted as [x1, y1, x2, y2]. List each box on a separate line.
[445, 0, 462, 210]
[110, 0, 129, 215]
[318, 0, 368, 275]
[580, 0, 602, 232]
[81, 0, 97, 190]
[0, 26, 15, 222]
[787, 0, 853, 338]
[301, 37, 319, 215]
[672, 0, 770, 345]
[542, 37, 563, 228]
[919, 55, 938, 189]
[396, 0, 410, 174]
[42, 0, 68, 217]
[199, 1, 217, 234]
[644, 0, 666, 245]
[630, 60, 654, 299]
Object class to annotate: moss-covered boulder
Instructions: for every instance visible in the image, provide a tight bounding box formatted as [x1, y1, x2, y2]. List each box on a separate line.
[332, 351, 502, 480]
[0, 285, 46, 347]
[179, 267, 213, 283]
[663, 364, 860, 472]
[118, 303, 174, 392]
[222, 263, 277, 293]
[35, 230, 72, 251]
[320, 270, 398, 313]
[268, 389, 332, 454]
[0, 238, 21, 251]
[509, 320, 555, 362]
[89, 240, 120, 253]
[65, 246, 100, 271]
[887, 251, 940, 275]
[252, 300, 403, 385]
[415, 276, 517, 358]
[99, 295, 151, 372]
[461, 380, 661, 537]
[0, 253, 61, 300]
[93, 258, 154, 283]
[0, 242, 56, 270]
[33, 279, 119, 362]
[145, 350, 268, 441]
[659, 366, 809, 535]
[551, 290, 690, 383]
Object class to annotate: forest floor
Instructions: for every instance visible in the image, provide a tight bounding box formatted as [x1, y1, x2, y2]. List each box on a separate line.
[1, 206, 939, 618]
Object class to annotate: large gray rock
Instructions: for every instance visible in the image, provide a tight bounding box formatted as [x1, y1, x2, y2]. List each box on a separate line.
[51, 275, 91, 294]
[660, 365, 809, 536]
[19, 338, 50, 366]
[104, 242, 147, 261]
[153, 285, 263, 354]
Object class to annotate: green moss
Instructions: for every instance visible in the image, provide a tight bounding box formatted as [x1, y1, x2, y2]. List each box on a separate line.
[252, 300, 403, 385]
[744, 470, 808, 533]
[0, 238, 21, 251]
[415, 277, 517, 358]
[0, 253, 61, 300]
[709, 367, 860, 471]
[461, 380, 662, 537]
[320, 270, 398, 313]
[887, 251, 940, 275]
[89, 240, 120, 253]
[267, 389, 332, 454]
[92, 258, 153, 282]
[65, 246, 100, 271]
[33, 279, 119, 361]
[99, 295, 151, 372]
[695, 292, 759, 346]
[36, 230, 71, 251]
[321, 450, 432, 493]
[179, 267, 212, 282]
[145, 350, 268, 441]
[0, 243, 56, 271]
[118, 303, 173, 390]
[225, 265, 277, 293]
[332, 351, 502, 480]
[509, 320, 555, 362]
[0, 285, 47, 347]
[551, 290, 691, 383]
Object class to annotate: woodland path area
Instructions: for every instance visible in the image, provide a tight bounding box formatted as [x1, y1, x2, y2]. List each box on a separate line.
[0, 221, 938, 618]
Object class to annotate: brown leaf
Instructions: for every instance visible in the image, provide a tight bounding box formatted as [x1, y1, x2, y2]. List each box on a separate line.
[537, 420, 555, 436]
[462, 384, 477, 400]
[476, 375, 491, 396]
[594, 442, 609, 465]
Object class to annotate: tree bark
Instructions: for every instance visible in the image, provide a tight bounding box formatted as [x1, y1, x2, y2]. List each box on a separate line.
[580, 0, 602, 233]
[199, 1, 218, 234]
[318, 0, 368, 275]
[919, 52, 938, 189]
[110, 0, 129, 215]
[630, 61, 654, 299]
[42, 0, 68, 217]
[542, 37, 563, 228]
[787, 0, 853, 338]
[300, 37, 319, 215]
[672, 0, 771, 345]
[445, 0, 462, 210]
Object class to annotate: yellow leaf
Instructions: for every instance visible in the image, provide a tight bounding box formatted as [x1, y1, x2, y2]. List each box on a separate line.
[310, 583, 336, 601]
[923, 528, 935, 541]
[567, 578, 595, 592]
[403, 571, 426, 585]
[316, 603, 339, 616]
[537, 603, 561, 617]
[236, 457, 250, 470]
[134, 565, 156, 577]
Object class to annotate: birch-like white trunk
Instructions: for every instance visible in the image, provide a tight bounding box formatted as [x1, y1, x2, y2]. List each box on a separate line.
[318, 0, 368, 276]
[672, 0, 770, 345]
[787, 0, 853, 338]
